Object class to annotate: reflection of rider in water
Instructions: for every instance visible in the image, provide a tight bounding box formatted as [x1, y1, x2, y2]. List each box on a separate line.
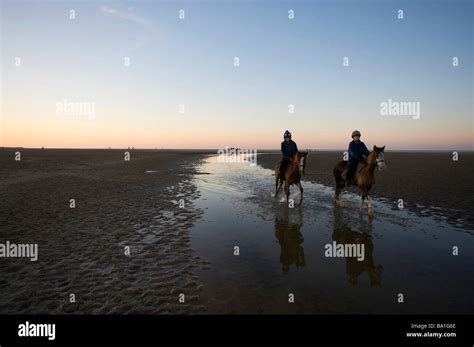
[332, 209, 383, 287]
[344, 233, 382, 287]
[274, 215, 305, 274]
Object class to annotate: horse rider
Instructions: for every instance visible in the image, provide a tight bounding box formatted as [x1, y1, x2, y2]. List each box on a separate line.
[280, 130, 298, 178]
[346, 130, 369, 186]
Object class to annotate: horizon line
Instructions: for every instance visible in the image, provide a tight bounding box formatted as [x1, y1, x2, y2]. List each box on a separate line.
[1, 147, 472, 152]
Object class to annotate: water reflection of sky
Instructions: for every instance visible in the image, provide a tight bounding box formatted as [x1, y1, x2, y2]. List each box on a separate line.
[190, 156, 474, 314]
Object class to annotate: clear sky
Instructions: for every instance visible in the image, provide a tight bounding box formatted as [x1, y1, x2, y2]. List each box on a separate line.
[1, 0, 472, 150]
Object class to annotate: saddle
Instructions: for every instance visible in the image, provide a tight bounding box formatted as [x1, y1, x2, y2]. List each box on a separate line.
[357, 159, 368, 173]
[341, 159, 368, 177]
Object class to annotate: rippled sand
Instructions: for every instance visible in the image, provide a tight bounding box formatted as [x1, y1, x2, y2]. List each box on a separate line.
[2, 149, 473, 315]
[0, 149, 212, 314]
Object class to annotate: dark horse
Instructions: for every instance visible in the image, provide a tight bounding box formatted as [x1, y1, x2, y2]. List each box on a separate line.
[272, 152, 308, 206]
[332, 207, 383, 287]
[333, 146, 386, 215]
[274, 208, 305, 274]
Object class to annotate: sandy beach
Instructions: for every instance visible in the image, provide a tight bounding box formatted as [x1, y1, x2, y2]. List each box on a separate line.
[0, 149, 213, 314]
[1, 149, 473, 315]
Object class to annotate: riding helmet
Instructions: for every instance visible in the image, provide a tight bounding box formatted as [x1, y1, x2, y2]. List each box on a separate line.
[351, 130, 361, 138]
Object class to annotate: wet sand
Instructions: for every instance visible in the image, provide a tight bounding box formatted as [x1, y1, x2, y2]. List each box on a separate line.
[256, 151, 474, 229]
[0, 149, 213, 314]
[1, 149, 473, 315]
[190, 155, 474, 314]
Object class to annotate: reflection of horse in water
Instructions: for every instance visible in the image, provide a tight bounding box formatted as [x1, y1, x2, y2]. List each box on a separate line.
[274, 208, 305, 274]
[333, 208, 383, 287]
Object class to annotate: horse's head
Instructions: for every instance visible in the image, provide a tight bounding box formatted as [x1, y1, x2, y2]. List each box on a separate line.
[294, 151, 308, 175]
[373, 146, 386, 172]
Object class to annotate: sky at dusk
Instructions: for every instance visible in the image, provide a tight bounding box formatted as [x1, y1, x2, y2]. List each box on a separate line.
[1, 0, 472, 150]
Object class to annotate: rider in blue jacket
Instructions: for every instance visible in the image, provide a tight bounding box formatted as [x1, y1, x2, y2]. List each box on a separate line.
[280, 130, 298, 178]
[346, 130, 369, 186]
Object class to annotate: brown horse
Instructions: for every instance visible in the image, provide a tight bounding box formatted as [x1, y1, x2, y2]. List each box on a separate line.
[333, 146, 386, 214]
[272, 152, 308, 206]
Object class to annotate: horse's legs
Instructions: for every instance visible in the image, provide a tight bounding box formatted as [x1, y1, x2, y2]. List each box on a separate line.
[368, 196, 374, 215]
[285, 180, 290, 204]
[275, 179, 283, 198]
[335, 179, 345, 206]
[296, 181, 303, 206]
[272, 162, 282, 197]
[338, 182, 345, 206]
[359, 188, 368, 211]
[273, 173, 280, 197]
[334, 166, 345, 206]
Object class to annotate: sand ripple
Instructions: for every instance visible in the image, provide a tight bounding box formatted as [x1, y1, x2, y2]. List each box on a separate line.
[0, 150, 211, 314]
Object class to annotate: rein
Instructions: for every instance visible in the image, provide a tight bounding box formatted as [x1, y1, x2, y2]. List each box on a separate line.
[358, 152, 381, 173]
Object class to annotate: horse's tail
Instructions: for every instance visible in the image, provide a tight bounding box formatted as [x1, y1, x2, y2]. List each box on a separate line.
[333, 161, 346, 180]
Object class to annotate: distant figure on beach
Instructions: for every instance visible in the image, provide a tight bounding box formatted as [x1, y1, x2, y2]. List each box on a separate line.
[280, 130, 298, 178]
[346, 130, 369, 186]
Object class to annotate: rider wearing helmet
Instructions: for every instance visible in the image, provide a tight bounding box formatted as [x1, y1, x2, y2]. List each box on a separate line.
[280, 130, 298, 178]
[346, 130, 369, 186]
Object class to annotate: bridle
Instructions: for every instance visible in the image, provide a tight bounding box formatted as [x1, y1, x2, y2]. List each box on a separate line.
[299, 156, 306, 174]
[376, 152, 385, 164]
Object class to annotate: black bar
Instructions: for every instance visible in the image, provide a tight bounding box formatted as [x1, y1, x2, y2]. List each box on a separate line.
[0, 315, 472, 345]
